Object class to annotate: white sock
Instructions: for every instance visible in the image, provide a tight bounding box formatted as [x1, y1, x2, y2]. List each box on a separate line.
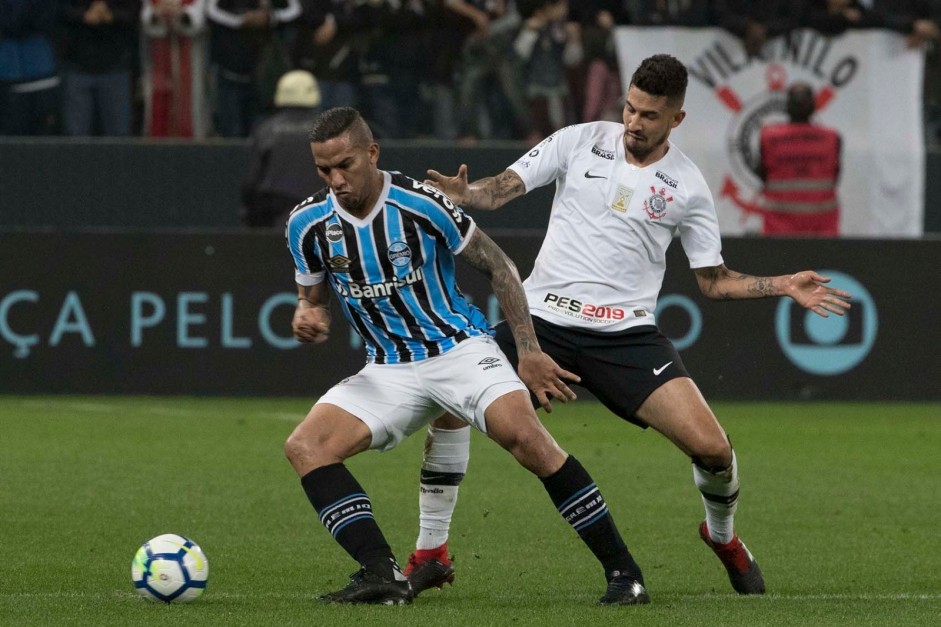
[416, 425, 471, 550]
[692, 450, 739, 545]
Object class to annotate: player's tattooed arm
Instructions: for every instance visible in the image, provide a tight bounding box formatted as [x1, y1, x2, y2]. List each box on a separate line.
[424, 165, 526, 211]
[464, 169, 527, 211]
[461, 229, 581, 411]
[460, 230, 539, 355]
[693, 265, 852, 318]
[694, 265, 778, 300]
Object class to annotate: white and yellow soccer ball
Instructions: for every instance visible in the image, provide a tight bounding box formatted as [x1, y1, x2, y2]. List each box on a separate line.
[131, 533, 209, 603]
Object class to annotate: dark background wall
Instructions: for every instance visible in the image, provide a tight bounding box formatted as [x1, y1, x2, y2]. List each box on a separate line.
[0, 139, 554, 231]
[1, 232, 938, 400]
[1, 138, 938, 233]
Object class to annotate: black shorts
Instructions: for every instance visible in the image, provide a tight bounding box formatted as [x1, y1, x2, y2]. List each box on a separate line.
[493, 316, 690, 428]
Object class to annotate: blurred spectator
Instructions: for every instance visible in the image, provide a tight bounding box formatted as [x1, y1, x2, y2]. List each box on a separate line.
[757, 82, 840, 236]
[455, 0, 533, 142]
[866, 1, 941, 144]
[140, 0, 210, 137]
[568, 1, 628, 124]
[803, 0, 878, 35]
[420, 0, 474, 140]
[356, 0, 427, 139]
[514, 0, 582, 139]
[241, 69, 321, 227]
[206, 0, 302, 137]
[628, 0, 713, 25]
[59, 0, 141, 136]
[867, 0, 940, 47]
[291, 0, 358, 112]
[714, 0, 807, 56]
[0, 1, 60, 135]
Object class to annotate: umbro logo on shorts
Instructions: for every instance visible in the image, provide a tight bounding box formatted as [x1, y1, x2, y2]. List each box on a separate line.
[478, 357, 503, 370]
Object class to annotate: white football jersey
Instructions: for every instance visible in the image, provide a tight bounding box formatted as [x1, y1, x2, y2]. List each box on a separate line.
[508, 121, 724, 331]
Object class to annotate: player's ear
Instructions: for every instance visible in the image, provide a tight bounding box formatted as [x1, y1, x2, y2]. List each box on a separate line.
[368, 142, 380, 166]
[672, 109, 686, 128]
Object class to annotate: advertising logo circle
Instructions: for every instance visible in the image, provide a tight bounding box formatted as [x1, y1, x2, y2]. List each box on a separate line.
[774, 271, 877, 375]
[655, 294, 702, 351]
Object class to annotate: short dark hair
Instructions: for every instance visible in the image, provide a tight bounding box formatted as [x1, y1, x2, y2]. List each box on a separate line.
[630, 54, 688, 105]
[786, 82, 815, 123]
[308, 107, 374, 145]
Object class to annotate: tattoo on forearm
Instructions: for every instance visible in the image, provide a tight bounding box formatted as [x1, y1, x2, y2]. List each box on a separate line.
[748, 276, 777, 297]
[461, 231, 538, 351]
[466, 171, 525, 210]
[696, 265, 778, 300]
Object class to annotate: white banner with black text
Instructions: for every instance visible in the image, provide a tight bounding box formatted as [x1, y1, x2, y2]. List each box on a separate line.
[614, 27, 925, 237]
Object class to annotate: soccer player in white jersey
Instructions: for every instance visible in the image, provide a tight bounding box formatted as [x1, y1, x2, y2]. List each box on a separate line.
[284, 107, 653, 606]
[404, 55, 852, 599]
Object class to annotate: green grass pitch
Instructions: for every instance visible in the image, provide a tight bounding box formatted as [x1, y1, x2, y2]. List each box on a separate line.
[1, 397, 939, 626]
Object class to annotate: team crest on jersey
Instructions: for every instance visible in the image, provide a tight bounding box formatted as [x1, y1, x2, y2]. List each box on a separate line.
[610, 185, 634, 213]
[328, 255, 351, 272]
[325, 223, 344, 243]
[643, 186, 673, 221]
[387, 242, 412, 267]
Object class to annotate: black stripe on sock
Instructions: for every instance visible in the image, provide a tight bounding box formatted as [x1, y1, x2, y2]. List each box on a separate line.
[419, 469, 465, 486]
[700, 489, 740, 505]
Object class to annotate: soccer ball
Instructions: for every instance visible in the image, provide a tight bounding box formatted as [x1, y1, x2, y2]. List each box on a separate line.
[131, 533, 209, 603]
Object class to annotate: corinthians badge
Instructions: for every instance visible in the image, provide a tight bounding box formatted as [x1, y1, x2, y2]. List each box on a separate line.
[643, 186, 673, 220]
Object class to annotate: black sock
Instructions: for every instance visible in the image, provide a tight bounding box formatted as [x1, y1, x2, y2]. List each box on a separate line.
[300, 463, 396, 578]
[541, 455, 644, 583]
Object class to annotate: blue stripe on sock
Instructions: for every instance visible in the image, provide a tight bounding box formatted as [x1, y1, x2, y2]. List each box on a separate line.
[318, 493, 369, 523]
[573, 505, 610, 532]
[331, 513, 375, 538]
[557, 483, 597, 513]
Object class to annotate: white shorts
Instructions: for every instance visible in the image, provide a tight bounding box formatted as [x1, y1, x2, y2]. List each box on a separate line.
[316, 336, 525, 452]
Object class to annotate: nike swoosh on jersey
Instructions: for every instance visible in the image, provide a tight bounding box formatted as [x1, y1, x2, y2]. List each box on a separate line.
[584, 171, 607, 179]
[653, 361, 673, 376]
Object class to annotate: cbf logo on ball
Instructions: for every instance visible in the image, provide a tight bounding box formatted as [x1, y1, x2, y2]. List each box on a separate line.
[387, 242, 412, 268]
[775, 271, 877, 375]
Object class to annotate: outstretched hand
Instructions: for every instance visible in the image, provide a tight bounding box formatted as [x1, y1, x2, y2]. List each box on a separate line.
[516, 351, 580, 413]
[424, 164, 469, 205]
[785, 271, 852, 318]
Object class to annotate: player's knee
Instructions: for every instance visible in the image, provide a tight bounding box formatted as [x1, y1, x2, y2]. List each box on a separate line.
[691, 435, 733, 470]
[503, 427, 564, 476]
[283, 428, 307, 466]
[284, 425, 329, 471]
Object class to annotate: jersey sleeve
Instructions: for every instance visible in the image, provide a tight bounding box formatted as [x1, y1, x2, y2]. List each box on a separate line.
[506, 125, 579, 192]
[428, 194, 477, 255]
[395, 175, 478, 255]
[678, 171, 724, 269]
[285, 205, 326, 285]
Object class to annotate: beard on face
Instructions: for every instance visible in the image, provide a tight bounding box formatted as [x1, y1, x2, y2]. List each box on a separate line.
[624, 129, 667, 162]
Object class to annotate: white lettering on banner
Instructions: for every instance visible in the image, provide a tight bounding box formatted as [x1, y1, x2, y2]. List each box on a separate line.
[613, 27, 925, 237]
[0, 290, 95, 358]
[1, 290, 300, 358]
[0, 288, 715, 359]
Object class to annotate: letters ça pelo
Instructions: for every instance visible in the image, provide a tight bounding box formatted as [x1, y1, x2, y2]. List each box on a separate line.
[0, 290, 301, 359]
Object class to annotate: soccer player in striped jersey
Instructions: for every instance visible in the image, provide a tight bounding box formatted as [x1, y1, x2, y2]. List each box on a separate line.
[405, 54, 853, 599]
[283, 107, 650, 605]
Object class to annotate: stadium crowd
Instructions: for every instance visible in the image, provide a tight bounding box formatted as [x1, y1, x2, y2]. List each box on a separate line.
[2, 0, 941, 143]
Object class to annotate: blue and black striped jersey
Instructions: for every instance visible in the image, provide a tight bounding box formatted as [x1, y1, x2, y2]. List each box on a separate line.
[286, 170, 492, 364]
